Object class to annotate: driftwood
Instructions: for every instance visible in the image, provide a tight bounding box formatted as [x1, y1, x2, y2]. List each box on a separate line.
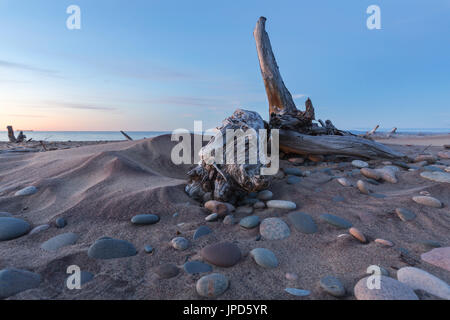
[364, 125, 379, 138]
[6, 126, 26, 143]
[185, 17, 406, 203]
[120, 131, 133, 141]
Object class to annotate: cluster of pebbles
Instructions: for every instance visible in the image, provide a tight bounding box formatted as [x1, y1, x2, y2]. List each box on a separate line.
[1, 149, 449, 300]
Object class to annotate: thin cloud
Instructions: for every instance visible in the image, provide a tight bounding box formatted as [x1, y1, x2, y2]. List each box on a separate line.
[0, 59, 58, 76]
[5, 114, 47, 118]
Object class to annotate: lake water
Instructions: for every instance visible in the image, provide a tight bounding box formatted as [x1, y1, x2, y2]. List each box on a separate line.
[0, 129, 448, 142]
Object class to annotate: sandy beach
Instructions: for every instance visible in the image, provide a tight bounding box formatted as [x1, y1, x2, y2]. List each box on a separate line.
[0, 133, 449, 300]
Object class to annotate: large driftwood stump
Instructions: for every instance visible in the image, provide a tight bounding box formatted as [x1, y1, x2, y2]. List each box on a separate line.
[7, 126, 16, 143]
[185, 109, 273, 204]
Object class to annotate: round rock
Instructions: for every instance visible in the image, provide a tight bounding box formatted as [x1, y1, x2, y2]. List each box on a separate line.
[88, 238, 137, 260]
[144, 245, 154, 254]
[183, 261, 213, 274]
[250, 248, 278, 268]
[283, 168, 302, 176]
[421, 247, 450, 272]
[287, 175, 301, 185]
[55, 217, 67, 228]
[354, 276, 418, 300]
[223, 215, 237, 225]
[239, 216, 260, 229]
[352, 160, 369, 168]
[319, 214, 352, 229]
[287, 212, 317, 234]
[205, 213, 218, 222]
[360, 168, 382, 180]
[0, 217, 31, 241]
[154, 263, 180, 279]
[131, 214, 160, 225]
[193, 226, 213, 240]
[320, 276, 346, 297]
[356, 180, 370, 195]
[205, 200, 234, 216]
[412, 196, 442, 208]
[337, 177, 351, 187]
[420, 171, 450, 184]
[395, 208, 416, 222]
[375, 239, 394, 247]
[260, 218, 291, 240]
[171, 237, 189, 251]
[253, 201, 266, 209]
[397, 267, 450, 300]
[201, 242, 241, 267]
[41, 232, 79, 252]
[266, 200, 296, 210]
[196, 273, 229, 298]
[349, 227, 367, 243]
[0, 268, 41, 299]
[30, 224, 50, 235]
[14, 186, 37, 196]
[257, 190, 273, 201]
[285, 288, 310, 297]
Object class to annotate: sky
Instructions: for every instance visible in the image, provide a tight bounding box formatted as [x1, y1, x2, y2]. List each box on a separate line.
[0, 0, 449, 131]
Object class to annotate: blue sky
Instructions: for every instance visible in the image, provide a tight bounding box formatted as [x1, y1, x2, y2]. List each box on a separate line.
[0, 0, 449, 131]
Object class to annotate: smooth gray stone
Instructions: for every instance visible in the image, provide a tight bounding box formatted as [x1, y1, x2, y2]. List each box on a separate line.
[288, 212, 317, 234]
[266, 200, 297, 210]
[0, 268, 41, 298]
[88, 238, 137, 259]
[284, 168, 303, 176]
[320, 276, 346, 297]
[0, 212, 12, 217]
[352, 160, 369, 168]
[0, 217, 31, 241]
[41, 233, 79, 252]
[423, 165, 445, 173]
[205, 213, 218, 222]
[183, 261, 213, 274]
[171, 237, 189, 250]
[287, 175, 301, 185]
[319, 214, 352, 229]
[144, 245, 154, 253]
[154, 263, 180, 279]
[239, 216, 260, 229]
[55, 217, 67, 228]
[30, 224, 50, 235]
[285, 288, 311, 297]
[257, 190, 273, 201]
[355, 276, 419, 300]
[250, 248, 278, 268]
[14, 186, 37, 196]
[223, 215, 237, 225]
[196, 273, 229, 298]
[130, 214, 160, 225]
[241, 198, 259, 206]
[397, 267, 450, 300]
[395, 208, 416, 222]
[193, 225, 213, 240]
[260, 218, 291, 240]
[420, 171, 450, 183]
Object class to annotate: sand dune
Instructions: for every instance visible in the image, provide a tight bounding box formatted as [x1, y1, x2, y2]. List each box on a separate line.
[0, 134, 449, 299]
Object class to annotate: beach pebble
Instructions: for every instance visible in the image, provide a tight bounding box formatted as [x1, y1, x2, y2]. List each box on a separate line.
[423, 165, 445, 173]
[375, 239, 394, 247]
[55, 217, 67, 228]
[354, 276, 418, 300]
[30, 224, 50, 235]
[171, 237, 189, 251]
[368, 265, 389, 277]
[205, 213, 218, 222]
[287, 212, 317, 234]
[183, 261, 213, 274]
[154, 263, 180, 279]
[360, 168, 382, 180]
[283, 168, 303, 176]
[201, 242, 241, 267]
[196, 273, 229, 298]
[266, 200, 297, 210]
[88, 238, 137, 260]
[285, 273, 299, 281]
[204, 200, 234, 216]
[320, 276, 346, 297]
[412, 196, 442, 208]
[257, 190, 273, 201]
[287, 176, 301, 185]
[420, 171, 450, 184]
[285, 288, 310, 297]
[172, 212, 179, 218]
[193, 226, 213, 240]
[319, 213, 352, 229]
[356, 180, 370, 195]
[421, 247, 450, 272]
[288, 157, 304, 165]
[0, 268, 41, 299]
[144, 245, 154, 254]
[14, 186, 37, 196]
[395, 208, 416, 222]
[446, 167, 450, 173]
[414, 154, 437, 163]
[0, 217, 31, 241]
[253, 201, 265, 209]
[397, 267, 450, 300]
[349, 227, 367, 243]
[337, 177, 351, 187]
[250, 248, 278, 268]
[223, 215, 237, 225]
[235, 206, 254, 215]
[131, 214, 160, 225]
[438, 151, 450, 159]
[239, 216, 260, 229]
[377, 166, 399, 183]
[352, 160, 369, 168]
[260, 218, 291, 240]
[41, 232, 79, 252]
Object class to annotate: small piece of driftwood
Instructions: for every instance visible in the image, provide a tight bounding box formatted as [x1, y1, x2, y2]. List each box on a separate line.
[120, 131, 133, 141]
